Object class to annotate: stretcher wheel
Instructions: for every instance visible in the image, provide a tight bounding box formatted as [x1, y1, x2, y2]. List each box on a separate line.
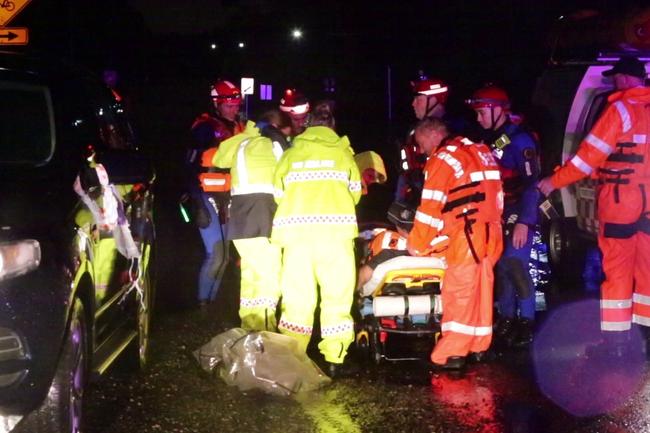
[370, 331, 383, 365]
[355, 331, 371, 362]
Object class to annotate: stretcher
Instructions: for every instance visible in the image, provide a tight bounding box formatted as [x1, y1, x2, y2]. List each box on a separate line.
[356, 255, 446, 363]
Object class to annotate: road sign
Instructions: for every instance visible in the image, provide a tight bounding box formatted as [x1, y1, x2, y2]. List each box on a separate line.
[0, 0, 32, 27]
[0, 27, 27, 45]
[241, 77, 254, 95]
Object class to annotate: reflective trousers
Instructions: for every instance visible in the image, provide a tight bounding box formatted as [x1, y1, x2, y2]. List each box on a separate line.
[234, 237, 281, 331]
[278, 239, 356, 364]
[599, 231, 650, 331]
[431, 222, 503, 365]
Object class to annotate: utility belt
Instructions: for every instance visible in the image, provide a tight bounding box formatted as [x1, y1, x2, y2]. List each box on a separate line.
[602, 180, 650, 238]
[603, 215, 650, 239]
[199, 170, 231, 193]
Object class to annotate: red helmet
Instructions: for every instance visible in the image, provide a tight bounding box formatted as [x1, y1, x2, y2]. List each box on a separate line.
[412, 78, 449, 104]
[279, 88, 310, 115]
[466, 85, 510, 109]
[210, 80, 242, 104]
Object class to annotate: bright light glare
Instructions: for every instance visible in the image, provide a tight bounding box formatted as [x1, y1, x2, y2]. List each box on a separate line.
[210, 43, 217, 50]
[291, 28, 303, 40]
[238, 42, 245, 48]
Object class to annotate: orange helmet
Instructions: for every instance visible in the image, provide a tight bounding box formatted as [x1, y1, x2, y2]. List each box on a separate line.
[412, 77, 449, 104]
[210, 80, 242, 104]
[466, 85, 510, 110]
[279, 88, 310, 115]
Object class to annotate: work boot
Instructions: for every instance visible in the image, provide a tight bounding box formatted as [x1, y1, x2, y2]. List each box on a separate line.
[513, 319, 534, 348]
[431, 355, 466, 371]
[467, 350, 494, 363]
[495, 318, 516, 347]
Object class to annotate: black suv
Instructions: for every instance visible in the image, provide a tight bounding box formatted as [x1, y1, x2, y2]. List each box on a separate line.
[0, 52, 155, 432]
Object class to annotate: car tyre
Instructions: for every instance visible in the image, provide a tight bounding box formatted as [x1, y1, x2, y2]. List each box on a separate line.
[50, 298, 87, 433]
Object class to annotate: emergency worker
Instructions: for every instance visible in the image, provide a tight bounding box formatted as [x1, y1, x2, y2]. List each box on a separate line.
[396, 77, 449, 206]
[279, 88, 310, 137]
[187, 79, 245, 306]
[212, 112, 290, 331]
[407, 117, 503, 369]
[468, 85, 540, 347]
[538, 57, 650, 340]
[272, 101, 361, 378]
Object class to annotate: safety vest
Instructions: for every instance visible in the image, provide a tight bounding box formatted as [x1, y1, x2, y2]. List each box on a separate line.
[409, 136, 504, 256]
[551, 87, 650, 236]
[213, 121, 284, 196]
[271, 126, 362, 245]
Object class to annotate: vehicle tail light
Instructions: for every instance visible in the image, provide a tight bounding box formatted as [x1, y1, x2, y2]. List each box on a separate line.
[0, 240, 41, 281]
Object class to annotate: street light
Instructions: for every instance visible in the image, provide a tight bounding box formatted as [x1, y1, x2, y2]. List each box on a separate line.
[291, 28, 303, 40]
[210, 43, 217, 50]
[238, 41, 245, 48]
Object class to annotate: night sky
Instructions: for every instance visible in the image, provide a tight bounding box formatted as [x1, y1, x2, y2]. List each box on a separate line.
[8, 0, 650, 147]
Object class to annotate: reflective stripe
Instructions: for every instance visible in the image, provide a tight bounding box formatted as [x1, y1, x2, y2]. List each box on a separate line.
[415, 211, 444, 230]
[402, 161, 409, 170]
[321, 320, 354, 337]
[445, 145, 458, 152]
[633, 134, 647, 144]
[419, 84, 448, 96]
[614, 101, 632, 133]
[460, 137, 473, 145]
[285, 170, 350, 184]
[601, 321, 631, 331]
[278, 318, 313, 335]
[235, 139, 253, 188]
[437, 152, 464, 178]
[421, 188, 447, 203]
[231, 184, 275, 195]
[600, 299, 632, 309]
[469, 170, 501, 182]
[429, 235, 449, 247]
[240, 297, 278, 309]
[272, 141, 284, 161]
[633, 293, 650, 306]
[570, 155, 593, 175]
[633, 314, 650, 326]
[349, 180, 362, 192]
[202, 178, 226, 186]
[441, 321, 492, 336]
[273, 214, 357, 227]
[585, 133, 613, 155]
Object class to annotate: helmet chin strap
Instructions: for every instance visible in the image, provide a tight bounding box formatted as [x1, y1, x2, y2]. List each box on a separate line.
[489, 107, 505, 130]
[425, 96, 439, 118]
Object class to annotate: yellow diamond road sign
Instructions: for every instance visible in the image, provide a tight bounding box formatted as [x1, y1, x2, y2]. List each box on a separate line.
[0, 27, 27, 45]
[0, 0, 31, 27]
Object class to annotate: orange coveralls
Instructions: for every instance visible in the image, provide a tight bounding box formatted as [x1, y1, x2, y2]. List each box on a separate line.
[408, 137, 504, 364]
[551, 87, 650, 332]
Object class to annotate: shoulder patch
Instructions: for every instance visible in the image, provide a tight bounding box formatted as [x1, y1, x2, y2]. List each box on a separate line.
[523, 148, 536, 160]
[494, 134, 511, 149]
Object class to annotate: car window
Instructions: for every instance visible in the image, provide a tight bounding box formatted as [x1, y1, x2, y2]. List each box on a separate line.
[0, 81, 54, 165]
[581, 90, 613, 140]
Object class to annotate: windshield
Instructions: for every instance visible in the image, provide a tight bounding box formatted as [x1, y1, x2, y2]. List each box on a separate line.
[0, 81, 54, 165]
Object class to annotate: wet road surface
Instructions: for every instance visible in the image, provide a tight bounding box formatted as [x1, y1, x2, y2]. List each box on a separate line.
[83, 266, 650, 433]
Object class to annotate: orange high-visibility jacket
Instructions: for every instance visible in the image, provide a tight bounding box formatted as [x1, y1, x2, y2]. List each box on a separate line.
[408, 137, 504, 256]
[551, 87, 650, 235]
